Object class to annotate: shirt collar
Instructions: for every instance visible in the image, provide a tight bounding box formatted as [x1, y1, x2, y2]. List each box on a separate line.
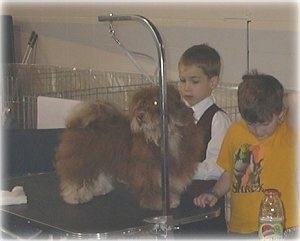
[191, 96, 215, 122]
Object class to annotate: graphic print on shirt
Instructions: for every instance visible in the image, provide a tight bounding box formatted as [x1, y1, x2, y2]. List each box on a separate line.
[232, 143, 264, 193]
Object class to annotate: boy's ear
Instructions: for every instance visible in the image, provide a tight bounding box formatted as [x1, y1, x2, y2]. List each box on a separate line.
[278, 108, 287, 123]
[210, 76, 219, 89]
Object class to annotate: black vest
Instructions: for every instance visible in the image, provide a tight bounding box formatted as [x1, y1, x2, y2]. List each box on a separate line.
[185, 104, 227, 199]
[196, 103, 223, 162]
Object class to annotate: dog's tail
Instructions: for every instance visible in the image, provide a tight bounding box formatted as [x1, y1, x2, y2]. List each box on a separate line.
[65, 101, 126, 129]
[55, 100, 131, 185]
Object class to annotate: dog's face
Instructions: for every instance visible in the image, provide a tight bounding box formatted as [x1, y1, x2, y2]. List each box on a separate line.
[129, 85, 194, 145]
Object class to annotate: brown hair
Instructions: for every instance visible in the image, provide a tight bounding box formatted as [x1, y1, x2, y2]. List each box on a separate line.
[238, 70, 284, 123]
[178, 44, 221, 78]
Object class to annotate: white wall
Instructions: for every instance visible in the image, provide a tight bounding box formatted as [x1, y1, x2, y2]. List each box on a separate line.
[2, 2, 298, 90]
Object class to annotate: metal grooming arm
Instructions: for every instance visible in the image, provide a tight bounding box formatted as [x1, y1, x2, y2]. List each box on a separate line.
[98, 14, 170, 217]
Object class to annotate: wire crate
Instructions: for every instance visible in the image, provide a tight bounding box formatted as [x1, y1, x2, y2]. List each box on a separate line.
[3, 64, 239, 129]
[212, 82, 240, 121]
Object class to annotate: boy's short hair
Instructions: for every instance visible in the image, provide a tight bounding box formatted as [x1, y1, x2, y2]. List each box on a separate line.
[238, 70, 284, 123]
[179, 44, 221, 78]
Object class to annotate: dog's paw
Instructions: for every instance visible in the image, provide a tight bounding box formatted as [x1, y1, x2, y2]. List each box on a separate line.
[59, 173, 114, 204]
[169, 197, 180, 209]
[139, 195, 163, 210]
[138, 192, 181, 210]
[91, 173, 114, 196]
[169, 192, 181, 209]
[60, 181, 94, 204]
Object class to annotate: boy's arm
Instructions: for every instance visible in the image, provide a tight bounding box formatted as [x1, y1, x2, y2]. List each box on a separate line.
[193, 170, 231, 207]
[193, 111, 231, 180]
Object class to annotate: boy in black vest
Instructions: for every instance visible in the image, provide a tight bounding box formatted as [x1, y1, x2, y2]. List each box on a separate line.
[177, 44, 231, 237]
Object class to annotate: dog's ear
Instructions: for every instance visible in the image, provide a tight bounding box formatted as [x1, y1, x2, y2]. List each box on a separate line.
[129, 89, 145, 113]
[166, 85, 182, 103]
[129, 86, 160, 114]
[166, 85, 194, 126]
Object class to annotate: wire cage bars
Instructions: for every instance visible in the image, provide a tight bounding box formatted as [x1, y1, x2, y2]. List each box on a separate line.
[2, 64, 239, 129]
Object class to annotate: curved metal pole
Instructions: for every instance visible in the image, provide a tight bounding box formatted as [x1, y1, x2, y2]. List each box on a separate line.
[98, 14, 170, 216]
[246, 20, 251, 73]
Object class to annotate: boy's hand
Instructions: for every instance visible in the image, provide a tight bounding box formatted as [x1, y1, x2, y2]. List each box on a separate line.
[193, 193, 218, 208]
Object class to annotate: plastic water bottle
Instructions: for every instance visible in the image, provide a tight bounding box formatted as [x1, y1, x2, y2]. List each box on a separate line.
[258, 189, 284, 240]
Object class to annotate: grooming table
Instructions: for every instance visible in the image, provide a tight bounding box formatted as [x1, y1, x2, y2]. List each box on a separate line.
[1, 172, 220, 239]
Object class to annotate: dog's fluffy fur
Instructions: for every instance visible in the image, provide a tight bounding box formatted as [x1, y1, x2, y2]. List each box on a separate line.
[55, 85, 205, 210]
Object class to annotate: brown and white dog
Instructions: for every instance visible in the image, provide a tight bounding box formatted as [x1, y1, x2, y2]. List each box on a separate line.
[55, 85, 205, 210]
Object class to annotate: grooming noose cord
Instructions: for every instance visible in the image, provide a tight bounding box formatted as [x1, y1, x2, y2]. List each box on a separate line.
[108, 21, 159, 84]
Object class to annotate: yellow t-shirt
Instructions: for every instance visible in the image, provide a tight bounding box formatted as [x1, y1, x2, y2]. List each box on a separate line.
[217, 118, 299, 233]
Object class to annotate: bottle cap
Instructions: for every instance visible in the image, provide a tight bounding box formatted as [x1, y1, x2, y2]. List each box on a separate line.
[264, 188, 280, 196]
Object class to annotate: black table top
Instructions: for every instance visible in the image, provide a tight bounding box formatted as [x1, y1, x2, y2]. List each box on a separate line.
[1, 172, 220, 238]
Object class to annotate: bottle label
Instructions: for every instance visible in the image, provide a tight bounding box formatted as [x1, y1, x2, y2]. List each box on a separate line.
[258, 221, 283, 239]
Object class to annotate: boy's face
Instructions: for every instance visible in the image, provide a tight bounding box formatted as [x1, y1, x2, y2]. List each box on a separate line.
[246, 112, 285, 140]
[178, 64, 218, 106]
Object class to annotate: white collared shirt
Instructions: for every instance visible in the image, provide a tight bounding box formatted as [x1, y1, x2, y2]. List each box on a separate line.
[192, 96, 232, 180]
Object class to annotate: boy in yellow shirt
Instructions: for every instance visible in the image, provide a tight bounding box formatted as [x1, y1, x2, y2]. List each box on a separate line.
[193, 71, 299, 236]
